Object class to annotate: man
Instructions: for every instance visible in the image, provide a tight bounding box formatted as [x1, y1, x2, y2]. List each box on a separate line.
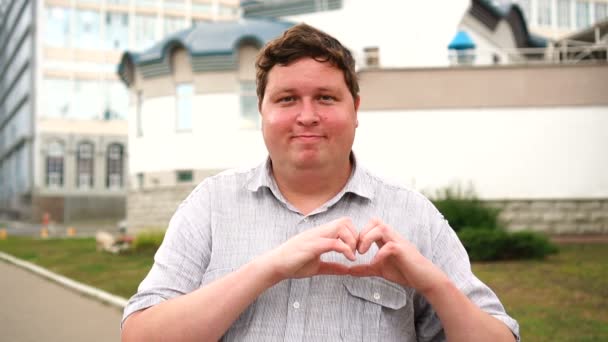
[122, 24, 519, 341]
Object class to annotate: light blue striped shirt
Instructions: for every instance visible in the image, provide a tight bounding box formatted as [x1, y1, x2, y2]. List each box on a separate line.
[123, 157, 519, 341]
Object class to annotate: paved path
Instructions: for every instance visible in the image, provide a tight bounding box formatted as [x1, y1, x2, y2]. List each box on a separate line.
[0, 260, 123, 342]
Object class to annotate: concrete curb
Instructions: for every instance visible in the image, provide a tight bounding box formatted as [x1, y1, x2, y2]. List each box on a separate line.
[0, 251, 128, 310]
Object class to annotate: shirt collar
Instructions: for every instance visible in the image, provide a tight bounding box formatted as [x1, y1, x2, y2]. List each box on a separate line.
[245, 152, 375, 202]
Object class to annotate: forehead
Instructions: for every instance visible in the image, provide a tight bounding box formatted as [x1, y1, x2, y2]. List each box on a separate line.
[265, 58, 347, 93]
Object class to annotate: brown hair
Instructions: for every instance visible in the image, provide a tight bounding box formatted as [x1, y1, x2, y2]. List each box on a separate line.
[255, 23, 359, 106]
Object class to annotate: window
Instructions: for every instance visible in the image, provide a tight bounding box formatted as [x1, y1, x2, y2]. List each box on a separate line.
[105, 12, 129, 50]
[136, 172, 144, 189]
[192, 0, 212, 15]
[135, 15, 157, 50]
[45, 7, 71, 47]
[77, 142, 94, 189]
[558, 0, 571, 28]
[176, 83, 193, 131]
[136, 91, 143, 137]
[75, 10, 101, 49]
[164, 0, 185, 11]
[176, 170, 193, 183]
[537, 0, 552, 26]
[46, 141, 64, 188]
[43, 78, 72, 117]
[239, 81, 258, 129]
[363, 47, 379, 67]
[106, 81, 129, 120]
[596, 3, 608, 21]
[136, 0, 157, 7]
[164, 16, 187, 37]
[106, 144, 123, 189]
[73, 80, 102, 119]
[576, 1, 590, 29]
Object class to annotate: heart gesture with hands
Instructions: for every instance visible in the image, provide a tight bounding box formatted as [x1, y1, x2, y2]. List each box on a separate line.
[266, 217, 448, 295]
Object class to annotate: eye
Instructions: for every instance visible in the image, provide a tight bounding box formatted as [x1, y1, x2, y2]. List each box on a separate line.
[318, 95, 336, 103]
[278, 96, 295, 103]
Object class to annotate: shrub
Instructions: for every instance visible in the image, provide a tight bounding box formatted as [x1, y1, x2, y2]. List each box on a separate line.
[431, 185, 501, 232]
[458, 228, 558, 261]
[133, 229, 166, 253]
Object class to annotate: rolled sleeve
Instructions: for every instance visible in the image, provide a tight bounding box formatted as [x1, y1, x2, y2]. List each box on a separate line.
[416, 203, 520, 341]
[122, 181, 213, 326]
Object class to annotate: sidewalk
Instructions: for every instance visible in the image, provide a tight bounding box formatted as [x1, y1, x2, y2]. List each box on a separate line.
[0, 260, 123, 342]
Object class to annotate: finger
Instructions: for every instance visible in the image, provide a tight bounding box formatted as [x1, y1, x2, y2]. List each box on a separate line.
[337, 226, 357, 253]
[371, 241, 401, 265]
[348, 264, 380, 277]
[358, 222, 399, 254]
[359, 218, 382, 237]
[314, 238, 356, 261]
[317, 262, 350, 275]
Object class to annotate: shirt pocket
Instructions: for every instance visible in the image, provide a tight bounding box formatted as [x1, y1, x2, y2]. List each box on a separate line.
[340, 277, 408, 342]
[200, 268, 256, 331]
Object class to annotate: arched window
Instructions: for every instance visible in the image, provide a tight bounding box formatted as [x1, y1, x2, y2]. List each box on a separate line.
[46, 141, 64, 188]
[106, 143, 123, 189]
[77, 142, 94, 188]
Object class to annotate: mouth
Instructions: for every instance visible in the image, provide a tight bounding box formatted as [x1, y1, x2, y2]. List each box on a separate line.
[292, 134, 325, 140]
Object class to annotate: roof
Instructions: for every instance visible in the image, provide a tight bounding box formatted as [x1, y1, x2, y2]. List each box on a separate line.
[469, 0, 547, 48]
[448, 30, 476, 50]
[118, 18, 294, 85]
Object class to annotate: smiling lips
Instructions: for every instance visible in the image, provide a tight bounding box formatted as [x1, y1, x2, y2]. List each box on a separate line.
[292, 134, 325, 142]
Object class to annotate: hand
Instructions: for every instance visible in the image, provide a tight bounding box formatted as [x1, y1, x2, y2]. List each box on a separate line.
[350, 219, 448, 295]
[263, 217, 359, 282]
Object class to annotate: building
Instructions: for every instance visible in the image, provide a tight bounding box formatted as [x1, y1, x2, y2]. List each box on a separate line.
[119, 0, 608, 234]
[0, 0, 239, 223]
[499, 0, 608, 39]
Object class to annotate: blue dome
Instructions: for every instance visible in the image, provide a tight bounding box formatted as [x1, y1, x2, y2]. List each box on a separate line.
[448, 30, 476, 51]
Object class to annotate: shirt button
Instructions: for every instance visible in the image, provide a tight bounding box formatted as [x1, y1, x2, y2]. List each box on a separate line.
[373, 292, 381, 300]
[293, 301, 300, 309]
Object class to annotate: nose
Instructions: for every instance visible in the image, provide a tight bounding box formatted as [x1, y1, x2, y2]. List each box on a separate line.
[296, 101, 319, 126]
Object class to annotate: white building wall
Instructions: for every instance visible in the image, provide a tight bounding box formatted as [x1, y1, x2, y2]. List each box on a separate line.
[280, 0, 470, 68]
[130, 93, 267, 174]
[131, 86, 608, 201]
[354, 106, 608, 200]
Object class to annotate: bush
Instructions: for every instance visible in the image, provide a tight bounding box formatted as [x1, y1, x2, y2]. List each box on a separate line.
[458, 228, 558, 261]
[431, 186, 500, 232]
[133, 229, 166, 253]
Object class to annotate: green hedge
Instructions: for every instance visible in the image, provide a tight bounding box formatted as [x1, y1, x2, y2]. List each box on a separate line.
[431, 185, 558, 261]
[133, 229, 166, 253]
[458, 229, 558, 261]
[432, 186, 500, 232]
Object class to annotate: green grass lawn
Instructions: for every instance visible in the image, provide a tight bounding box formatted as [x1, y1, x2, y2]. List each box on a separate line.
[0, 237, 154, 298]
[1, 237, 606, 340]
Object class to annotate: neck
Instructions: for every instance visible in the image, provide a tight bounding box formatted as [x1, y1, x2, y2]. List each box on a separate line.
[271, 157, 352, 215]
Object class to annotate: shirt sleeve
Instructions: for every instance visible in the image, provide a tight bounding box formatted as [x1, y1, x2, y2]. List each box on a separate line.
[415, 201, 521, 342]
[121, 180, 214, 327]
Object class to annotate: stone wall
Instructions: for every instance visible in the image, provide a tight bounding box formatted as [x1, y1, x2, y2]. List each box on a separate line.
[128, 185, 608, 235]
[488, 199, 608, 234]
[127, 185, 196, 232]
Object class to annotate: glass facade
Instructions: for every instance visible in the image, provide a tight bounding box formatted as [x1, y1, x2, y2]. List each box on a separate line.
[75, 10, 101, 49]
[105, 12, 129, 50]
[164, 16, 187, 37]
[557, 0, 571, 28]
[135, 14, 157, 50]
[596, 3, 608, 20]
[45, 7, 71, 47]
[576, 1, 591, 28]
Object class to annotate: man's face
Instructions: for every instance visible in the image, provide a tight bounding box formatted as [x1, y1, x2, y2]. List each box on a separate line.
[260, 57, 360, 171]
